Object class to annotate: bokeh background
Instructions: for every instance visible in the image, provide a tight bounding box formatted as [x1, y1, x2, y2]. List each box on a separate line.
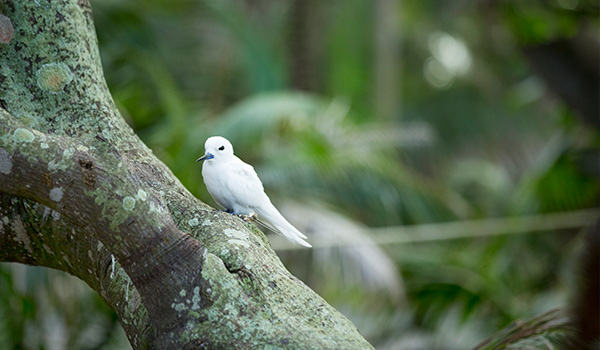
[1, 0, 598, 349]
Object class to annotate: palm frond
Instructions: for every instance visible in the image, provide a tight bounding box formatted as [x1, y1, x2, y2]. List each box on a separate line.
[473, 309, 574, 350]
[271, 200, 405, 301]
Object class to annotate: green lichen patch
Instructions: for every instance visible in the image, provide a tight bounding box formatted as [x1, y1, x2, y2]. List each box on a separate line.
[13, 128, 35, 143]
[136, 189, 147, 201]
[86, 185, 138, 231]
[227, 239, 249, 248]
[223, 228, 248, 240]
[45, 146, 77, 172]
[191, 286, 201, 311]
[172, 303, 187, 312]
[122, 196, 136, 211]
[36, 63, 74, 94]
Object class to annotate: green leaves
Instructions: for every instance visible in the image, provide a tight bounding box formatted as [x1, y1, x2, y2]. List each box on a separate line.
[473, 309, 573, 350]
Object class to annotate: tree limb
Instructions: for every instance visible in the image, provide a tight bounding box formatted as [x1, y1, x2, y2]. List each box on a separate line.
[0, 1, 373, 349]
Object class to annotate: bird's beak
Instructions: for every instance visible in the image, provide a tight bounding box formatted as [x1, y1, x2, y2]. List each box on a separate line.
[196, 152, 214, 162]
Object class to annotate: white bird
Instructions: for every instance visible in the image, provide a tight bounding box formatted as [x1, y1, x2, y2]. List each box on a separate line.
[196, 136, 312, 247]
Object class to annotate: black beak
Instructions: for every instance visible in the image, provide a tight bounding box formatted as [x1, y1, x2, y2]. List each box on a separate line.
[196, 152, 214, 162]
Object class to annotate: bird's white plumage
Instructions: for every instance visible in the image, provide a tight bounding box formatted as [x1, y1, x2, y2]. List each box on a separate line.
[197, 136, 311, 247]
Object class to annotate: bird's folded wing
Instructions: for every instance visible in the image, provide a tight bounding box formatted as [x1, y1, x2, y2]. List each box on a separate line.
[223, 161, 266, 209]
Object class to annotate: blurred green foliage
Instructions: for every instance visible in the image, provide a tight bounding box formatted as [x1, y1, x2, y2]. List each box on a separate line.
[1, 0, 598, 349]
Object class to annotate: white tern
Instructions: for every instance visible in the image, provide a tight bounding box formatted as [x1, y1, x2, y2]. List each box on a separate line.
[196, 136, 312, 247]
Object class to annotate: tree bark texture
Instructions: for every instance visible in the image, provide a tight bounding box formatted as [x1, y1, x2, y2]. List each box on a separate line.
[0, 1, 374, 349]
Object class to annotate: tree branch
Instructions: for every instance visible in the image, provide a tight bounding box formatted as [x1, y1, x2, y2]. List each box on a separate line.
[0, 1, 373, 349]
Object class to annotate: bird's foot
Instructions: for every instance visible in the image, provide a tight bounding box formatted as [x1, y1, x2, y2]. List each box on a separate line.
[237, 212, 257, 222]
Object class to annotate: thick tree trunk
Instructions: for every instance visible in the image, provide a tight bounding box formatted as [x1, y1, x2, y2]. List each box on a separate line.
[0, 1, 373, 349]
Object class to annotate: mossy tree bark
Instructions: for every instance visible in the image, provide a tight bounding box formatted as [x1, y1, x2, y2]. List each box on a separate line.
[0, 1, 373, 349]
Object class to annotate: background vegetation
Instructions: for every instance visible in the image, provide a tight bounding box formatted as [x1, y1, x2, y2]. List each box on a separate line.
[1, 0, 598, 349]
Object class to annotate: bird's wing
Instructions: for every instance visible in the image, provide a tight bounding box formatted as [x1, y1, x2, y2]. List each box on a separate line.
[224, 158, 312, 247]
[223, 159, 266, 209]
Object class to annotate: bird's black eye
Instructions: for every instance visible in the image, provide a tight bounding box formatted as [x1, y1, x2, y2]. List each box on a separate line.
[218, 145, 225, 151]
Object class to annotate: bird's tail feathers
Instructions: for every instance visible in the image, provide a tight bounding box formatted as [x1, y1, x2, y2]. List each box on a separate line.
[255, 205, 311, 248]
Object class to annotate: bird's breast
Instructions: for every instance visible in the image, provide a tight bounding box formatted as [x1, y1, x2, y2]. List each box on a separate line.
[202, 162, 234, 209]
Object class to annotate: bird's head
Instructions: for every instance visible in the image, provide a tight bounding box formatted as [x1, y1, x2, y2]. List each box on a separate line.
[196, 136, 234, 162]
